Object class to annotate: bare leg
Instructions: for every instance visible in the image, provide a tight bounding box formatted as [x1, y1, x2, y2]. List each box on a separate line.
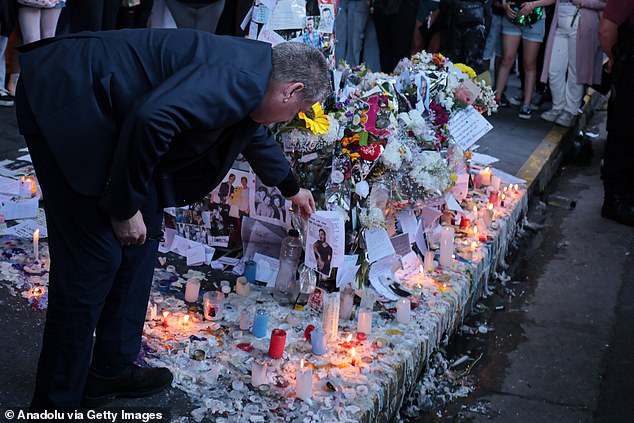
[40, 8, 62, 39]
[521, 38, 541, 106]
[18, 7, 41, 45]
[495, 34, 521, 99]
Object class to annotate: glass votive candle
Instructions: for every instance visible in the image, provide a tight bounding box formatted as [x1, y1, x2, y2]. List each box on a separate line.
[244, 260, 257, 284]
[203, 291, 224, 321]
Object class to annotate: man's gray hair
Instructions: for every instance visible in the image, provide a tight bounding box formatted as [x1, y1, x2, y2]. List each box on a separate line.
[271, 42, 331, 104]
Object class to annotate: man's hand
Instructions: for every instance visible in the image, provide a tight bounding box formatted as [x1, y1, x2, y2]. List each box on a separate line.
[111, 210, 147, 246]
[287, 188, 316, 219]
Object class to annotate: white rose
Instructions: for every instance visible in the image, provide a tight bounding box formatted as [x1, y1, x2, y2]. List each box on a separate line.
[355, 180, 370, 198]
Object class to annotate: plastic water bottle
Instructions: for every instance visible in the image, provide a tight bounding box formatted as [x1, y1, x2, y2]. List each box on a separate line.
[274, 229, 302, 305]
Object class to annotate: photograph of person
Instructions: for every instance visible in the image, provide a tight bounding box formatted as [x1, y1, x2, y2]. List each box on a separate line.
[416, 73, 431, 112]
[252, 175, 292, 228]
[300, 17, 322, 49]
[318, 5, 334, 33]
[313, 228, 333, 276]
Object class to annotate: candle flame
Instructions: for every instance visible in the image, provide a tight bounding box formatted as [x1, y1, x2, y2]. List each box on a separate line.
[33, 229, 40, 241]
[474, 226, 478, 235]
[162, 310, 170, 318]
[419, 265, 424, 273]
[351, 347, 356, 358]
[471, 241, 478, 249]
[442, 283, 447, 288]
[346, 334, 352, 343]
[183, 315, 190, 324]
[485, 167, 490, 172]
[473, 205, 477, 214]
[501, 194, 506, 200]
[300, 358, 304, 369]
[487, 203, 493, 211]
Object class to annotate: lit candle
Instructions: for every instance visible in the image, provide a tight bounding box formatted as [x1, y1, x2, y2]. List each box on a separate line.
[424, 251, 435, 272]
[322, 292, 340, 341]
[268, 328, 287, 359]
[471, 241, 478, 249]
[489, 190, 500, 207]
[357, 307, 372, 335]
[311, 326, 328, 355]
[351, 347, 357, 366]
[33, 229, 39, 261]
[500, 193, 506, 208]
[472, 172, 483, 189]
[251, 360, 267, 387]
[181, 314, 190, 327]
[184, 278, 200, 303]
[472, 225, 479, 239]
[20, 177, 35, 198]
[295, 359, 313, 400]
[491, 175, 501, 191]
[472, 205, 478, 220]
[162, 310, 170, 327]
[484, 203, 494, 226]
[480, 167, 492, 186]
[396, 298, 411, 324]
[148, 303, 158, 321]
[439, 226, 455, 268]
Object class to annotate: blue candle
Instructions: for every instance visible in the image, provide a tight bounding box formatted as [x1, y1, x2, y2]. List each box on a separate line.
[311, 327, 328, 355]
[252, 309, 268, 338]
[244, 260, 257, 284]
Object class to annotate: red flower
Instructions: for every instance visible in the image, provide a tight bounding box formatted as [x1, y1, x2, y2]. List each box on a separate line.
[359, 143, 382, 161]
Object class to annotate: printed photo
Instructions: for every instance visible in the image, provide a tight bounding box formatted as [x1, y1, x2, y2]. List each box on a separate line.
[251, 175, 292, 228]
[317, 4, 334, 33]
[305, 216, 335, 277]
[415, 73, 431, 112]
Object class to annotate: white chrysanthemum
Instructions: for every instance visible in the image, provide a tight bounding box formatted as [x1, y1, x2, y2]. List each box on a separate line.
[381, 138, 413, 171]
[411, 151, 450, 195]
[437, 92, 454, 111]
[359, 207, 385, 228]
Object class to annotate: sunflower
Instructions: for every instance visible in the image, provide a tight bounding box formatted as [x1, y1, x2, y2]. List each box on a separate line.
[298, 103, 330, 135]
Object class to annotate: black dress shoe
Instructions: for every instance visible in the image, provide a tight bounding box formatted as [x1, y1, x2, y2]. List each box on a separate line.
[601, 196, 634, 227]
[81, 364, 173, 408]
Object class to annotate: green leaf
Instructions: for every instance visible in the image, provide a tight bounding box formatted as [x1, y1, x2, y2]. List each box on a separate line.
[359, 131, 369, 146]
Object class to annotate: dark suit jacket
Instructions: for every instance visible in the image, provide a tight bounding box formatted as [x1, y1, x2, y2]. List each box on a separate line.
[17, 28, 299, 220]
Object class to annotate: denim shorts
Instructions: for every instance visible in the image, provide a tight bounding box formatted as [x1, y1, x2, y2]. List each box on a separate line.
[483, 14, 504, 59]
[501, 15, 545, 43]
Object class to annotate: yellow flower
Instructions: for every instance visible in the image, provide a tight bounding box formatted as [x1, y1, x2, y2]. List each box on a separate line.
[298, 103, 330, 135]
[454, 63, 476, 79]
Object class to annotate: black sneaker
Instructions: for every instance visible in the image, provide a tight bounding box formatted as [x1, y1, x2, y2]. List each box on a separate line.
[497, 94, 509, 107]
[518, 104, 532, 119]
[0, 93, 14, 107]
[81, 364, 173, 408]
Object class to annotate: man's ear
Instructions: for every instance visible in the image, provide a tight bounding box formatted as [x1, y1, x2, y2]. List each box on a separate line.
[284, 82, 305, 100]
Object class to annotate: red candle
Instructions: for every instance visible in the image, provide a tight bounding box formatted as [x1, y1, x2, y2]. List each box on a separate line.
[473, 173, 482, 189]
[459, 216, 470, 228]
[489, 190, 500, 207]
[268, 328, 287, 359]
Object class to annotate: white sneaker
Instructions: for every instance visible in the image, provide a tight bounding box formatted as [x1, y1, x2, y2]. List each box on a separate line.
[555, 111, 576, 128]
[540, 109, 562, 123]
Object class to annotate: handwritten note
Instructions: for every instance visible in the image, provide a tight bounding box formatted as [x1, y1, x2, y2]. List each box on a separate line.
[448, 105, 493, 151]
[253, 253, 280, 287]
[2, 220, 47, 238]
[365, 227, 396, 263]
[3, 197, 38, 220]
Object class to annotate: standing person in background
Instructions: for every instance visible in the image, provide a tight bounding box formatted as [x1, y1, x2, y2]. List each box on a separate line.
[442, 0, 490, 74]
[495, 0, 555, 119]
[411, 0, 442, 54]
[66, 0, 119, 32]
[372, 0, 419, 73]
[0, 0, 16, 105]
[598, 0, 634, 226]
[17, 0, 64, 44]
[539, 0, 605, 128]
[335, 0, 381, 71]
[482, 0, 505, 87]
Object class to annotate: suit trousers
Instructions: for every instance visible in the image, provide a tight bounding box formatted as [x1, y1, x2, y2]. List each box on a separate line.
[18, 89, 163, 409]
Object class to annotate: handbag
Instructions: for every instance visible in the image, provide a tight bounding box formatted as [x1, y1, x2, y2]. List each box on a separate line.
[17, 0, 59, 8]
[509, 1, 544, 26]
[372, 0, 403, 15]
[452, 0, 486, 28]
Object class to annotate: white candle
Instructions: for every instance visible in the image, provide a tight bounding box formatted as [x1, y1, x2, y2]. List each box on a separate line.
[33, 229, 39, 261]
[396, 298, 410, 324]
[184, 278, 201, 303]
[251, 360, 268, 387]
[490, 175, 501, 191]
[479, 167, 492, 186]
[148, 303, 158, 320]
[20, 177, 35, 198]
[235, 276, 251, 297]
[357, 307, 372, 334]
[295, 359, 313, 400]
[438, 226, 454, 267]
[322, 292, 340, 341]
[424, 251, 435, 272]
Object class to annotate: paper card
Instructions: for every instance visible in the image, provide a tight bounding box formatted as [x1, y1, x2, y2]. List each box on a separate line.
[398, 209, 418, 244]
[1, 220, 47, 238]
[216, 257, 240, 266]
[400, 251, 422, 274]
[305, 211, 345, 276]
[257, 27, 286, 46]
[307, 287, 325, 313]
[204, 246, 216, 265]
[470, 152, 500, 167]
[3, 197, 38, 220]
[158, 227, 176, 253]
[491, 168, 526, 185]
[365, 227, 396, 263]
[18, 147, 29, 152]
[415, 220, 428, 254]
[448, 105, 493, 151]
[268, 0, 306, 30]
[253, 253, 280, 287]
[240, 5, 253, 31]
[260, 0, 276, 10]
[186, 245, 206, 266]
[248, 21, 259, 39]
[336, 254, 359, 288]
[333, 69, 343, 100]
[451, 173, 470, 202]
[252, 2, 271, 23]
[241, 217, 286, 261]
[420, 207, 443, 228]
[368, 256, 400, 301]
[444, 194, 463, 212]
[0, 176, 21, 196]
[390, 233, 411, 257]
[17, 154, 32, 163]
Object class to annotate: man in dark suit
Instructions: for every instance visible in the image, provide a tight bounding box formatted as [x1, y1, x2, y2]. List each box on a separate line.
[16, 28, 329, 409]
